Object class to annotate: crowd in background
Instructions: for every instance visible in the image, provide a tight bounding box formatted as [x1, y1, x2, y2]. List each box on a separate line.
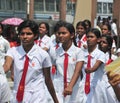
[0, 17, 120, 103]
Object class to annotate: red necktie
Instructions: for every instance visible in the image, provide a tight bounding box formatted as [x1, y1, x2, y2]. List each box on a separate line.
[16, 55, 29, 102]
[78, 41, 81, 48]
[39, 39, 42, 46]
[64, 53, 68, 97]
[55, 43, 59, 49]
[38, 39, 42, 46]
[106, 59, 113, 65]
[51, 44, 59, 75]
[85, 54, 91, 94]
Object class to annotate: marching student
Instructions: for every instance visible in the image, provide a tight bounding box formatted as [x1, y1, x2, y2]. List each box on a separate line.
[0, 23, 10, 73]
[50, 21, 84, 103]
[3, 20, 59, 103]
[101, 23, 117, 54]
[75, 21, 87, 50]
[35, 22, 51, 51]
[75, 28, 117, 103]
[99, 35, 117, 65]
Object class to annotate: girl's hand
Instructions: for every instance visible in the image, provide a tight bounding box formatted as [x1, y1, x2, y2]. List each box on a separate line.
[85, 68, 93, 73]
[63, 86, 73, 96]
[107, 71, 120, 87]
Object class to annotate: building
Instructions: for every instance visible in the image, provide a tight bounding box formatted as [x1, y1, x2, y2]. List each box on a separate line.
[97, 0, 113, 19]
[0, 0, 76, 22]
[0, 0, 113, 20]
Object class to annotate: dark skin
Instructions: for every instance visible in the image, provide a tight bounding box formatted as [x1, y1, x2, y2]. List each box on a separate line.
[58, 27, 84, 96]
[85, 32, 103, 73]
[4, 27, 59, 103]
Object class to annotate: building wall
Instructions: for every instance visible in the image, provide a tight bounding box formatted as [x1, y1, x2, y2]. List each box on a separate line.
[73, 0, 97, 27]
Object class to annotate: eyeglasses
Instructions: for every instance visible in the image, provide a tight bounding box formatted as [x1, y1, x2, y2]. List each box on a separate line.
[20, 32, 33, 35]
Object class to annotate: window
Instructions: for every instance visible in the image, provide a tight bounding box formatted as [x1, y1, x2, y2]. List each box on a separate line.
[103, 3, 107, 14]
[108, 3, 112, 14]
[14, 0, 26, 11]
[6, 0, 13, 10]
[97, 2, 102, 13]
[34, 0, 43, 11]
[67, 1, 72, 13]
[56, 0, 60, 12]
[45, 0, 54, 12]
[0, 0, 5, 10]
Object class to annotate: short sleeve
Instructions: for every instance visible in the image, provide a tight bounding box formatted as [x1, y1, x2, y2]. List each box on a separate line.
[42, 52, 52, 68]
[76, 48, 85, 62]
[98, 51, 106, 63]
[5, 48, 14, 59]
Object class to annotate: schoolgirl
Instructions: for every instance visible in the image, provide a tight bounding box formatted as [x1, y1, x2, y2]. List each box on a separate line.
[35, 22, 51, 51]
[101, 23, 117, 53]
[75, 28, 110, 103]
[50, 21, 84, 103]
[75, 21, 87, 50]
[99, 35, 117, 65]
[3, 20, 59, 103]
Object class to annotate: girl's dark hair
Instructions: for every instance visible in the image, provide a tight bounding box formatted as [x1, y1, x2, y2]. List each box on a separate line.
[0, 23, 4, 36]
[54, 20, 65, 33]
[39, 22, 50, 36]
[102, 22, 111, 31]
[87, 28, 101, 38]
[101, 35, 113, 59]
[76, 21, 87, 31]
[83, 19, 91, 33]
[83, 19, 91, 28]
[0, 23, 4, 30]
[18, 20, 39, 36]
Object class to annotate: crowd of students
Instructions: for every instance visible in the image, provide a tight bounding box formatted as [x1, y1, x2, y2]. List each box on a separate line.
[0, 18, 120, 103]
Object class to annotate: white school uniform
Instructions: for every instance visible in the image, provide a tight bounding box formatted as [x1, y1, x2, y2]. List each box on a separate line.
[105, 52, 117, 61]
[0, 62, 11, 103]
[75, 47, 108, 103]
[6, 44, 52, 103]
[0, 35, 10, 74]
[101, 51, 120, 103]
[76, 47, 119, 103]
[101, 74, 120, 103]
[35, 35, 51, 50]
[51, 43, 84, 103]
[49, 36, 61, 64]
[76, 34, 87, 51]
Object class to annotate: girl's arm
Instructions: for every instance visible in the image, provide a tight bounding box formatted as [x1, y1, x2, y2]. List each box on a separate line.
[63, 61, 84, 96]
[3, 56, 13, 73]
[43, 67, 59, 103]
[85, 60, 103, 73]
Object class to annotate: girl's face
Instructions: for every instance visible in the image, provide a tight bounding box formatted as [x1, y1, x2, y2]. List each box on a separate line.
[101, 25, 110, 35]
[99, 37, 109, 52]
[76, 25, 85, 36]
[39, 23, 48, 35]
[58, 27, 74, 45]
[19, 27, 36, 47]
[87, 32, 99, 47]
